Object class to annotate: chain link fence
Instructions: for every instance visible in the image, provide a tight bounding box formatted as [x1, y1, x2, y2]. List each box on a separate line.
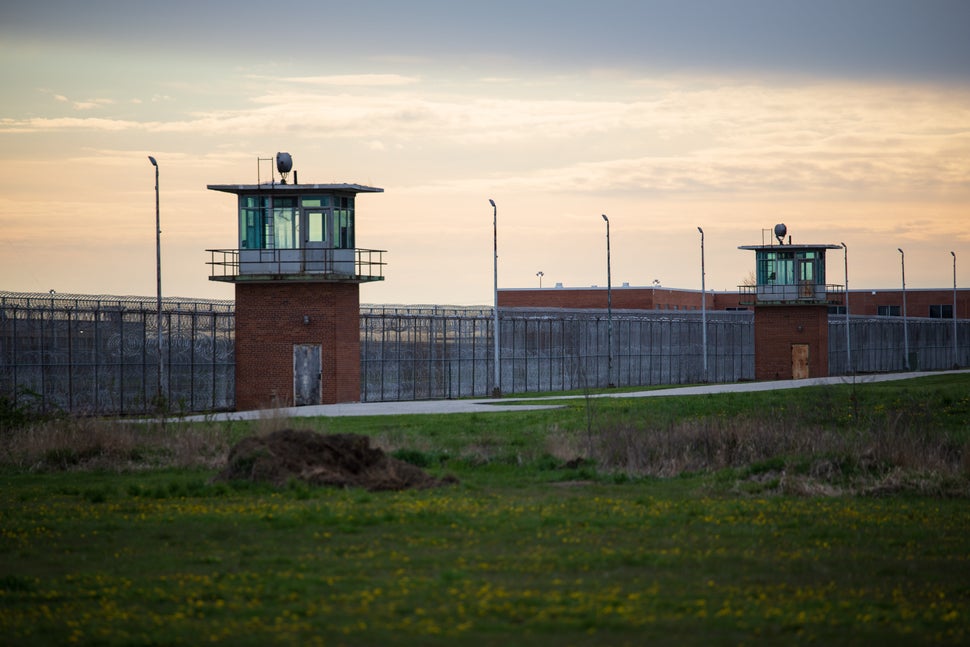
[829, 316, 970, 374]
[3, 293, 967, 414]
[1, 292, 234, 415]
[361, 307, 754, 401]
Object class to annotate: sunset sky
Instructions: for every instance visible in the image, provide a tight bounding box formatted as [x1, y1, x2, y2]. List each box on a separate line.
[2, 0, 969, 305]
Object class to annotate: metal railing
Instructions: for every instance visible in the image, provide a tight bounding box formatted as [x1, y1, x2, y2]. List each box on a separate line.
[206, 248, 386, 282]
[738, 283, 844, 305]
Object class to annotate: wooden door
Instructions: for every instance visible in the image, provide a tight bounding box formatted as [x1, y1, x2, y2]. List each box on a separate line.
[791, 343, 810, 379]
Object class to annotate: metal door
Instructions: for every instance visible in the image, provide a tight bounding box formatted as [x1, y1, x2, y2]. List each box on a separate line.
[791, 343, 810, 379]
[293, 344, 322, 406]
[303, 208, 331, 272]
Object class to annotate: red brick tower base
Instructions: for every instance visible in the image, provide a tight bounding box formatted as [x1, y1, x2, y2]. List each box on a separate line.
[234, 282, 360, 410]
[753, 305, 829, 381]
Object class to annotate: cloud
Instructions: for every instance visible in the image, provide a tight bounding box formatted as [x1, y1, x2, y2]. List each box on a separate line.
[479, 76, 520, 84]
[4, 75, 969, 200]
[43, 91, 115, 111]
[402, 138, 970, 200]
[71, 98, 114, 110]
[0, 117, 138, 133]
[275, 74, 420, 87]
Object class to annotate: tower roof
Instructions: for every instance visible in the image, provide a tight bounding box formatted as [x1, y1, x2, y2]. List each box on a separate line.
[207, 183, 383, 195]
[738, 243, 842, 251]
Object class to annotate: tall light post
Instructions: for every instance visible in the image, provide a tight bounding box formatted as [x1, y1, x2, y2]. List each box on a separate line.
[842, 242, 851, 374]
[489, 199, 500, 397]
[953, 251, 959, 367]
[536, 271, 544, 288]
[697, 227, 707, 382]
[148, 155, 163, 404]
[602, 214, 614, 387]
[898, 248, 909, 370]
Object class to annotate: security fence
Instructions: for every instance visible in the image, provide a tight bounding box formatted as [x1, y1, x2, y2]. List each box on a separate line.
[829, 316, 970, 375]
[3, 292, 967, 415]
[360, 307, 754, 401]
[0, 292, 234, 415]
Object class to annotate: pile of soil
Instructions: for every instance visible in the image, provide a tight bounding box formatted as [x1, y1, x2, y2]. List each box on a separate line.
[212, 429, 457, 491]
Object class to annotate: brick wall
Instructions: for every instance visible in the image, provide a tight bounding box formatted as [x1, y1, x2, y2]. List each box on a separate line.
[498, 287, 713, 312]
[847, 289, 968, 319]
[712, 291, 749, 311]
[500, 287, 970, 316]
[753, 305, 829, 380]
[234, 282, 360, 410]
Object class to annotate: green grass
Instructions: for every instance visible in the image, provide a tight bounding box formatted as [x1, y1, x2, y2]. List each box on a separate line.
[1, 373, 969, 645]
[2, 472, 968, 645]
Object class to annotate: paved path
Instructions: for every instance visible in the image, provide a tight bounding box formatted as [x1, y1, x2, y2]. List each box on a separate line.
[180, 369, 968, 422]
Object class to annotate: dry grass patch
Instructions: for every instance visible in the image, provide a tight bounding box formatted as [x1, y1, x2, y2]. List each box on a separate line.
[572, 411, 970, 496]
[0, 418, 232, 472]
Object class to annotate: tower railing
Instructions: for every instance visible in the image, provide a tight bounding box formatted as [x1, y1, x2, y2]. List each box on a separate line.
[738, 283, 844, 306]
[206, 248, 386, 283]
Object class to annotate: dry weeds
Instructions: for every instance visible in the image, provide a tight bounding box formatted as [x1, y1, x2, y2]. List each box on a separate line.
[3, 387, 968, 497]
[567, 411, 970, 496]
[0, 417, 232, 472]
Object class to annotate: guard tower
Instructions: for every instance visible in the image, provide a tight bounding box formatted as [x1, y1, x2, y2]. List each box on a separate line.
[207, 153, 385, 410]
[738, 224, 843, 380]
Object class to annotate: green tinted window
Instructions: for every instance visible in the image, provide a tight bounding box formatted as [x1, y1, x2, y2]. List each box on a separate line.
[334, 209, 354, 248]
[307, 211, 327, 243]
[302, 196, 332, 208]
[238, 196, 267, 248]
[273, 207, 298, 249]
[756, 250, 795, 285]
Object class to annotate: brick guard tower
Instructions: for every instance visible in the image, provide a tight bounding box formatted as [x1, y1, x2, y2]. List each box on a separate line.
[207, 153, 385, 410]
[739, 224, 843, 380]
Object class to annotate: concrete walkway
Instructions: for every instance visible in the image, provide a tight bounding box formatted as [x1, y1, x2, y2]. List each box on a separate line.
[180, 369, 969, 422]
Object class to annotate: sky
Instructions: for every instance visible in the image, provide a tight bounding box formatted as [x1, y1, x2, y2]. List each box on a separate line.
[1, 0, 969, 305]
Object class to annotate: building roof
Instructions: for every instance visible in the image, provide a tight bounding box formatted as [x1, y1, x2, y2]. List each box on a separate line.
[207, 183, 383, 195]
[737, 243, 843, 251]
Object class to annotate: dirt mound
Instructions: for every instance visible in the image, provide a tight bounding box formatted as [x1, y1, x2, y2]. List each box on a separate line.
[212, 429, 457, 491]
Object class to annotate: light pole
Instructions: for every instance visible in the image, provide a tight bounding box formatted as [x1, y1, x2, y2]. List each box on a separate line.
[842, 242, 851, 374]
[698, 227, 707, 382]
[489, 199, 500, 397]
[602, 214, 614, 387]
[536, 271, 544, 288]
[148, 155, 163, 405]
[898, 248, 909, 371]
[953, 251, 959, 367]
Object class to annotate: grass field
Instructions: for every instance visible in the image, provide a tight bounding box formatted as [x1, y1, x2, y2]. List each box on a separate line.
[1, 374, 969, 645]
